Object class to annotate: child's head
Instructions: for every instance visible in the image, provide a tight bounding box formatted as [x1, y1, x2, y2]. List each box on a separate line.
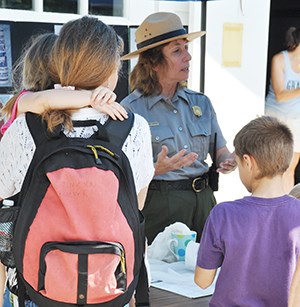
[16, 32, 58, 92]
[234, 116, 293, 180]
[1, 33, 57, 120]
[43, 16, 123, 132]
[49, 16, 123, 91]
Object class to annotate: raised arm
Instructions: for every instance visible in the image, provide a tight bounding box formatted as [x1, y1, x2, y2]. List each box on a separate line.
[17, 86, 127, 120]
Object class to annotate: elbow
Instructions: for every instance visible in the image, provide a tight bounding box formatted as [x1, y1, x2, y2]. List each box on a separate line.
[194, 276, 212, 289]
[275, 96, 285, 103]
[275, 92, 290, 103]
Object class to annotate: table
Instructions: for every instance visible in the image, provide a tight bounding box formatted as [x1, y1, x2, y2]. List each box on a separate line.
[149, 287, 212, 307]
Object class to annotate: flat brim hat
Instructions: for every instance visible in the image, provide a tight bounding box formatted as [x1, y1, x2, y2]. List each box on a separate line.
[121, 12, 206, 60]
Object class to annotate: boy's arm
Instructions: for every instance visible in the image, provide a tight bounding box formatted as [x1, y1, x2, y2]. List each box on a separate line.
[194, 266, 217, 289]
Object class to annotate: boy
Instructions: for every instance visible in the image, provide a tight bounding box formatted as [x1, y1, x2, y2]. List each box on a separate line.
[194, 116, 300, 306]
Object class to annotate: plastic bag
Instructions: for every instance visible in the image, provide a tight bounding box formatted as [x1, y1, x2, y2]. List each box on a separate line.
[147, 222, 191, 263]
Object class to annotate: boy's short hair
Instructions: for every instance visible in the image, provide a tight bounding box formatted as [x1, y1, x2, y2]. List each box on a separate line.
[234, 116, 293, 179]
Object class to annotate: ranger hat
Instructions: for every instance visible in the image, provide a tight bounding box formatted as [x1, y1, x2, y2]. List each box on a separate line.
[122, 12, 205, 60]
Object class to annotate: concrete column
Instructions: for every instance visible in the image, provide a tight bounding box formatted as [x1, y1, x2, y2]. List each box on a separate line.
[78, 0, 88, 15]
[32, 0, 43, 13]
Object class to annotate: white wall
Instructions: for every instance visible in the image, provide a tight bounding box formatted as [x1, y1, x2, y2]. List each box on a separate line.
[204, 0, 271, 202]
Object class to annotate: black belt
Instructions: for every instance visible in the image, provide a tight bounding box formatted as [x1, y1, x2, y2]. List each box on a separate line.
[149, 174, 209, 193]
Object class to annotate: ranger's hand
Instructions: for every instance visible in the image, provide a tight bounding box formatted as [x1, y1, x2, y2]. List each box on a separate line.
[154, 145, 198, 176]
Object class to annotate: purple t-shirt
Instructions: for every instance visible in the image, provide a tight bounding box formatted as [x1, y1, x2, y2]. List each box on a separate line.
[197, 195, 300, 307]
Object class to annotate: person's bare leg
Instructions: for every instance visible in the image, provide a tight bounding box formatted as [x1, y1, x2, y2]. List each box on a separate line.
[284, 152, 300, 193]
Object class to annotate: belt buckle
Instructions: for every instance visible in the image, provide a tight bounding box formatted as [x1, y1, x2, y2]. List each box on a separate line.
[192, 177, 203, 193]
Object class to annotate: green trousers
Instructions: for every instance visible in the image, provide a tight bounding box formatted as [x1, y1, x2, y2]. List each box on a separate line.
[142, 185, 216, 244]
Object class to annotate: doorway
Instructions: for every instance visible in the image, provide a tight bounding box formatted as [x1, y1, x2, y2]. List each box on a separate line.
[267, 0, 300, 185]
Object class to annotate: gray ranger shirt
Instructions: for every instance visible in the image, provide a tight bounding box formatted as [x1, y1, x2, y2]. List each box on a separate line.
[121, 86, 227, 181]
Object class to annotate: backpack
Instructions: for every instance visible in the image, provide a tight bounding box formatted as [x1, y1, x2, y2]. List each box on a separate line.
[2, 112, 149, 307]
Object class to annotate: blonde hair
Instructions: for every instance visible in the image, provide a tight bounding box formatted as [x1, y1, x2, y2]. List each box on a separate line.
[0, 33, 57, 119]
[234, 116, 293, 179]
[44, 16, 123, 132]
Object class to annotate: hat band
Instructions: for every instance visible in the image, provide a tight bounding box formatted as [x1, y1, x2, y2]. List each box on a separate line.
[137, 28, 186, 50]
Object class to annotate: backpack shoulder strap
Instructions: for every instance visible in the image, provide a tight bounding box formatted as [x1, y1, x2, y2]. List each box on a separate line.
[25, 112, 51, 146]
[135, 257, 150, 306]
[105, 112, 134, 148]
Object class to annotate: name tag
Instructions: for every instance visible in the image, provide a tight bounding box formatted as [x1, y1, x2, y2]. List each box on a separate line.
[149, 122, 159, 127]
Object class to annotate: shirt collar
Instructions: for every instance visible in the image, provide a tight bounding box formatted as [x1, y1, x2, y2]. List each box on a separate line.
[176, 86, 190, 105]
[147, 85, 190, 109]
[147, 94, 166, 109]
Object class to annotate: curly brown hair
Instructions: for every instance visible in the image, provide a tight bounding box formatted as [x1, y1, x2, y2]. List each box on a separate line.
[129, 44, 167, 96]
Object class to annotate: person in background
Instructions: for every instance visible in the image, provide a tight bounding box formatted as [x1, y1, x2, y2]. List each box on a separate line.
[0, 17, 154, 307]
[265, 26, 300, 192]
[195, 116, 300, 306]
[121, 12, 236, 244]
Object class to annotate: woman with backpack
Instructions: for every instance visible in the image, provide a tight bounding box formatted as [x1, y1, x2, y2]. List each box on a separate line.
[0, 16, 154, 307]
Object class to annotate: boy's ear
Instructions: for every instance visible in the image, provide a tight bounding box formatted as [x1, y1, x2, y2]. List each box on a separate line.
[243, 154, 253, 169]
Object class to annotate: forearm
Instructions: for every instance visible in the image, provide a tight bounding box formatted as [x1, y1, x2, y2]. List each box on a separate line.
[275, 88, 300, 102]
[17, 89, 92, 115]
[215, 146, 232, 166]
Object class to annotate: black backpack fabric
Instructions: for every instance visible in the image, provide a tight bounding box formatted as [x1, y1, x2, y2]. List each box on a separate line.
[4, 112, 149, 307]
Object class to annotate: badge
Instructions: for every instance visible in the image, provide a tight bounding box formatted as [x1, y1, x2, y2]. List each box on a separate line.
[192, 106, 202, 117]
